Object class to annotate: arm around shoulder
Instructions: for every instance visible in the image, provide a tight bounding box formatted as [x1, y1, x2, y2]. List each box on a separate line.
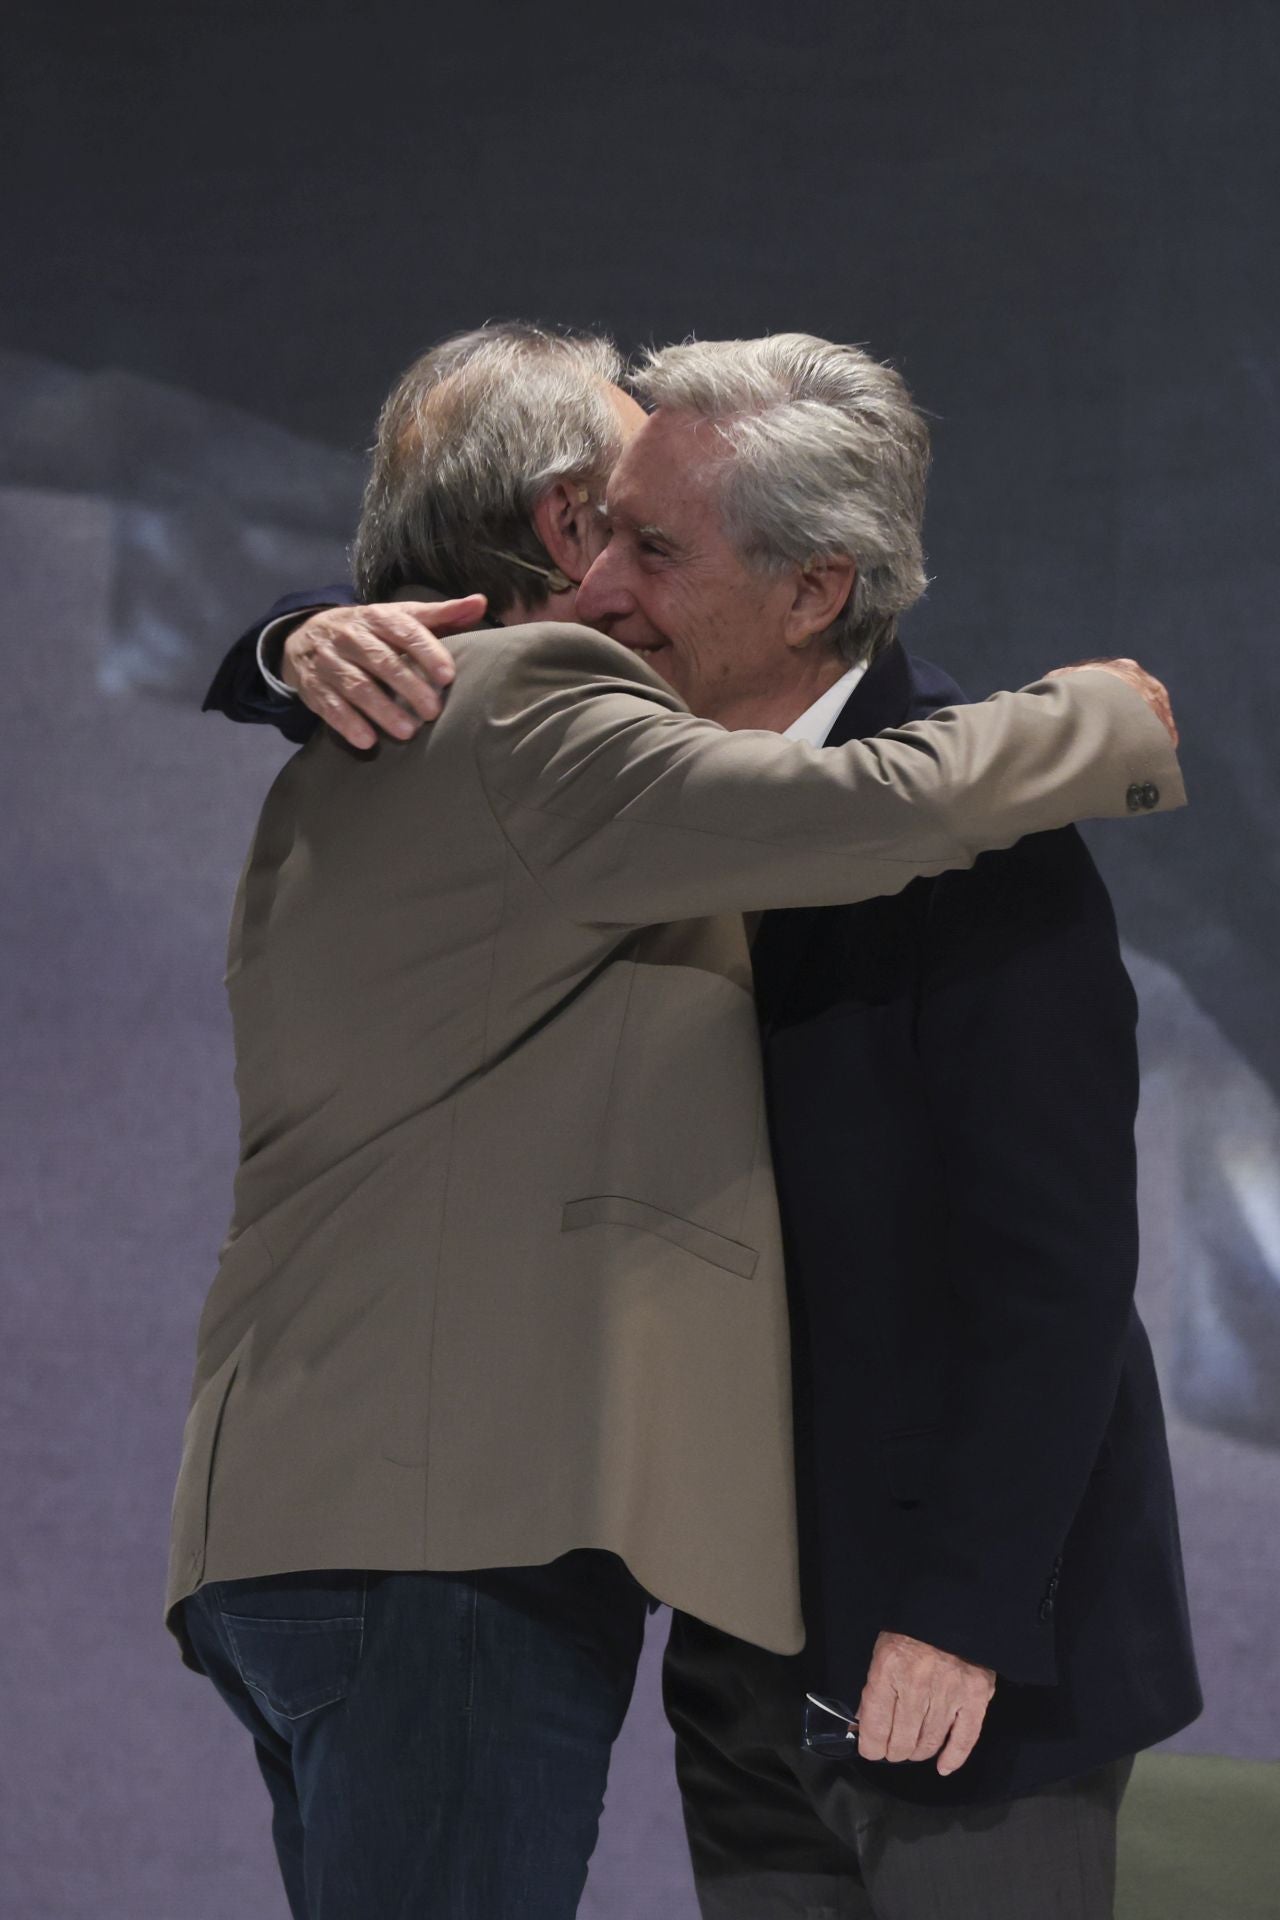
[473, 628, 1186, 930]
[202, 583, 355, 741]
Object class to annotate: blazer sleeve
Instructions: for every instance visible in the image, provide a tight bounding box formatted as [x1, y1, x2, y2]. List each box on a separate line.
[200, 583, 357, 743]
[474, 625, 1185, 926]
[883, 827, 1142, 1685]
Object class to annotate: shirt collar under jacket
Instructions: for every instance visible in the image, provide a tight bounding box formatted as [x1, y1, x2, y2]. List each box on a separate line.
[781, 662, 869, 747]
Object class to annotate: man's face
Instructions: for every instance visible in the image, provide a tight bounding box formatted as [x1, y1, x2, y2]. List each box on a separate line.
[575, 385, 647, 572]
[574, 410, 814, 724]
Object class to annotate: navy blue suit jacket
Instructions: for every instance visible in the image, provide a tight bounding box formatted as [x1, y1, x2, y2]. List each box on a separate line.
[754, 638, 1200, 1802]
[206, 605, 1201, 1803]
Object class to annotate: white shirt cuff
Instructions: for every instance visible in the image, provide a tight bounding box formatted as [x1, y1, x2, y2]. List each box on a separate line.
[256, 612, 311, 700]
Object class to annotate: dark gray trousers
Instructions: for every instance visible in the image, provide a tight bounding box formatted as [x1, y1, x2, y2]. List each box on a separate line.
[664, 1614, 1132, 1920]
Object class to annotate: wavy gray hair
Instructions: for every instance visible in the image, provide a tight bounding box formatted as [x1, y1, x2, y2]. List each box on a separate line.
[354, 322, 624, 615]
[633, 334, 931, 664]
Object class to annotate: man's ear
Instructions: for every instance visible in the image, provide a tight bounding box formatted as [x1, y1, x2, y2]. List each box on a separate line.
[531, 480, 599, 590]
[785, 557, 857, 647]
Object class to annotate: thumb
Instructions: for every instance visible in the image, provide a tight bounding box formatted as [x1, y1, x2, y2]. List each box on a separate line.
[403, 594, 488, 633]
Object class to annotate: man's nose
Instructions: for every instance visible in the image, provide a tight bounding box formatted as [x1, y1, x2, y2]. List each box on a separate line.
[576, 544, 633, 624]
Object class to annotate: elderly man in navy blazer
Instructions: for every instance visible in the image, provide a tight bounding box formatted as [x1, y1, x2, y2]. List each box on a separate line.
[660, 632, 1201, 1917]
[204, 332, 1198, 1919]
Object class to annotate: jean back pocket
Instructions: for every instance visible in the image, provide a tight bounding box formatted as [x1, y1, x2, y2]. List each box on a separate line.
[216, 1570, 368, 1723]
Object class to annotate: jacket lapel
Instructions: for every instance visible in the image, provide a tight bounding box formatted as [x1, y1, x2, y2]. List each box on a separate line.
[823, 638, 913, 749]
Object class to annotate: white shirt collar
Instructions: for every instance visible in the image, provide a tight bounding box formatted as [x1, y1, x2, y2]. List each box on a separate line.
[781, 661, 868, 747]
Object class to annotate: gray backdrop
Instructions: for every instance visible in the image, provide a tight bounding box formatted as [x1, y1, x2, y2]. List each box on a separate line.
[3, 2, 1278, 1913]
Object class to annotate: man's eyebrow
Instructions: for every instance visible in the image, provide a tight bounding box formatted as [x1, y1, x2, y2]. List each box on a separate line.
[606, 498, 682, 549]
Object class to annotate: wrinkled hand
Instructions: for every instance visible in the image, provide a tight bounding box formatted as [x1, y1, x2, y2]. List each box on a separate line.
[1047, 657, 1178, 748]
[282, 596, 486, 749]
[856, 1631, 996, 1776]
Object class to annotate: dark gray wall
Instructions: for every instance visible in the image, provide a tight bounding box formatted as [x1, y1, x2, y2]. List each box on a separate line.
[6, 0, 1276, 1086]
[4, 4, 1278, 1914]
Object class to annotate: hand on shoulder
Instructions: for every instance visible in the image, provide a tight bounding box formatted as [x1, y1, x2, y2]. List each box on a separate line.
[282, 597, 486, 749]
[1047, 658, 1178, 747]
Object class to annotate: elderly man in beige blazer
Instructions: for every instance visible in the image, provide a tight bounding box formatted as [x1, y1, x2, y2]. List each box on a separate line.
[172, 323, 1181, 1920]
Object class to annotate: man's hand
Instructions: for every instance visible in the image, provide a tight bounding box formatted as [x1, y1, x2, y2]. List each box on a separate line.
[282, 597, 486, 750]
[855, 1631, 996, 1776]
[1048, 657, 1179, 747]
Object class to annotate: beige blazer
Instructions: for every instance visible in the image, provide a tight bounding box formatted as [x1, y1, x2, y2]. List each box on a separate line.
[167, 622, 1182, 1658]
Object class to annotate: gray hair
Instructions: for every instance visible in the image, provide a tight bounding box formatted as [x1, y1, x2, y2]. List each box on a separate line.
[354, 322, 624, 614]
[633, 334, 931, 664]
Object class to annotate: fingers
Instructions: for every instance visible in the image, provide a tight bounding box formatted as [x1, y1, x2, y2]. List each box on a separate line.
[855, 1632, 996, 1772]
[1151, 680, 1179, 747]
[397, 594, 487, 638]
[1046, 658, 1179, 747]
[884, 1694, 922, 1764]
[1120, 668, 1178, 748]
[873, 1684, 943, 1764]
[1110, 659, 1178, 746]
[292, 641, 407, 750]
[282, 600, 479, 745]
[909, 1690, 956, 1763]
[854, 1670, 896, 1765]
[306, 686, 380, 752]
[362, 601, 479, 700]
[936, 1700, 989, 1776]
[857, 1674, 926, 1764]
[326, 646, 427, 741]
[329, 625, 444, 728]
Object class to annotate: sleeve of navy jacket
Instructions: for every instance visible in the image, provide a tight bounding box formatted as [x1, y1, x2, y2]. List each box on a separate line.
[201, 582, 356, 743]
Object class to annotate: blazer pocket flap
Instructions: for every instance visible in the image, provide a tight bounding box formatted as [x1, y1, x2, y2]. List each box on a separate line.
[561, 1195, 758, 1278]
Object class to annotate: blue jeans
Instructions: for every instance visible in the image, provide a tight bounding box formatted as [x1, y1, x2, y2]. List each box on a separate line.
[182, 1552, 649, 1919]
